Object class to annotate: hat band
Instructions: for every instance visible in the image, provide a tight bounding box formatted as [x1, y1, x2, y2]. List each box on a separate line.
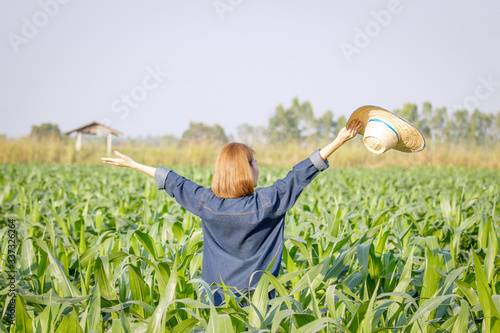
[368, 119, 399, 142]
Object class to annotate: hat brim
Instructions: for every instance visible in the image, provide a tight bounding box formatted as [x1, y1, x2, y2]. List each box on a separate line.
[346, 105, 426, 153]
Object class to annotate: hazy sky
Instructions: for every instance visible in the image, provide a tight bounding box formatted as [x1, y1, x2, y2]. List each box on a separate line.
[1, 0, 500, 139]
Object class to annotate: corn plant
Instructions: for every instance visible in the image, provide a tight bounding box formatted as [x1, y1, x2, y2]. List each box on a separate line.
[0, 164, 499, 332]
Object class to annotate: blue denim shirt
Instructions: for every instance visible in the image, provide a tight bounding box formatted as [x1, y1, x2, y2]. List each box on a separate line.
[154, 149, 329, 303]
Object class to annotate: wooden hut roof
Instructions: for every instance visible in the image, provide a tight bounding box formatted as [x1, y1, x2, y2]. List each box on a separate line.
[65, 122, 122, 136]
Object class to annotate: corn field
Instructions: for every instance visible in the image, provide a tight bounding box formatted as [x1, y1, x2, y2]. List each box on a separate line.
[1, 164, 499, 332]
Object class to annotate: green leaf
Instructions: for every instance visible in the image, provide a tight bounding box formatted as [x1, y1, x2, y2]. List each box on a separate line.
[15, 295, 33, 333]
[293, 314, 316, 328]
[55, 309, 83, 333]
[451, 300, 469, 333]
[484, 217, 499, 283]
[290, 262, 324, 296]
[87, 284, 102, 333]
[348, 301, 369, 333]
[295, 317, 341, 333]
[290, 238, 313, 265]
[455, 280, 479, 308]
[120, 307, 131, 333]
[357, 240, 371, 281]
[38, 209, 56, 250]
[188, 278, 215, 305]
[206, 311, 233, 333]
[407, 295, 454, 326]
[375, 229, 390, 255]
[49, 205, 70, 236]
[326, 285, 337, 319]
[79, 215, 87, 255]
[79, 245, 99, 269]
[388, 247, 415, 320]
[171, 318, 199, 333]
[31, 237, 81, 298]
[21, 292, 89, 305]
[271, 309, 296, 333]
[248, 272, 270, 329]
[361, 281, 379, 333]
[20, 239, 36, 277]
[134, 230, 158, 261]
[128, 264, 151, 318]
[420, 246, 439, 307]
[472, 251, 500, 332]
[146, 261, 178, 333]
[95, 256, 118, 300]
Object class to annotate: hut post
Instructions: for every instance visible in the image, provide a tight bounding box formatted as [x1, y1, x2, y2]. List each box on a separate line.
[75, 132, 82, 152]
[107, 133, 112, 155]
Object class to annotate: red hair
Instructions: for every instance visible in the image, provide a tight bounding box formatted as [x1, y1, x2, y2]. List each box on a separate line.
[212, 142, 255, 198]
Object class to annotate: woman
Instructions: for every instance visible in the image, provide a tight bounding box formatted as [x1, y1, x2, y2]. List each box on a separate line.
[101, 120, 362, 305]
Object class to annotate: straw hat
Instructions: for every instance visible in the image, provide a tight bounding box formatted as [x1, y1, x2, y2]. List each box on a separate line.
[346, 105, 426, 154]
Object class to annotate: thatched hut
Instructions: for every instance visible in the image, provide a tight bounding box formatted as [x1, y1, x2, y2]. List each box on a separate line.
[65, 122, 122, 154]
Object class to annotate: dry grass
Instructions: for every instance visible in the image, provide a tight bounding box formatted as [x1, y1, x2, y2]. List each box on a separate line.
[1, 136, 499, 168]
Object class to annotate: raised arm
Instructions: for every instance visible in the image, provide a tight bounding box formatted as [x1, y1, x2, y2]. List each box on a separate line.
[101, 151, 156, 177]
[319, 119, 363, 160]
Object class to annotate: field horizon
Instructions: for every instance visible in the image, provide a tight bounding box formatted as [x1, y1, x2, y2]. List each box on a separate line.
[1, 137, 500, 169]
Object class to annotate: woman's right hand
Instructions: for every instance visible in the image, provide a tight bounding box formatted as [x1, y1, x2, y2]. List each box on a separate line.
[337, 120, 363, 144]
[101, 151, 137, 169]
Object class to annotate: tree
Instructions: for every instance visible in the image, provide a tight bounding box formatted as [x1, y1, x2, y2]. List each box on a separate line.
[335, 115, 347, 136]
[268, 103, 301, 142]
[236, 124, 268, 145]
[394, 103, 420, 128]
[467, 109, 481, 145]
[162, 134, 180, 146]
[237, 124, 254, 144]
[495, 111, 500, 141]
[267, 98, 325, 143]
[316, 110, 335, 140]
[420, 102, 432, 139]
[449, 109, 469, 144]
[469, 109, 494, 145]
[431, 107, 448, 142]
[298, 100, 317, 140]
[30, 123, 62, 140]
[181, 122, 228, 145]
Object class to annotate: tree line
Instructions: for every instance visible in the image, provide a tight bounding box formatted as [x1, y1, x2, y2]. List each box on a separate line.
[28, 98, 500, 146]
[235, 98, 500, 146]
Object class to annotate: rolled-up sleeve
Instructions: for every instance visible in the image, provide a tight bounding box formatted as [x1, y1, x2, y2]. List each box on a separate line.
[155, 166, 171, 190]
[309, 149, 329, 171]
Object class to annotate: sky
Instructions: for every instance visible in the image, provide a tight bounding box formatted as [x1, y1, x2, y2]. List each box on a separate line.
[1, 0, 500, 139]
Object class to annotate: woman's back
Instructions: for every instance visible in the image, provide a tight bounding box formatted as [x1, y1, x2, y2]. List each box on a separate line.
[154, 150, 329, 302]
